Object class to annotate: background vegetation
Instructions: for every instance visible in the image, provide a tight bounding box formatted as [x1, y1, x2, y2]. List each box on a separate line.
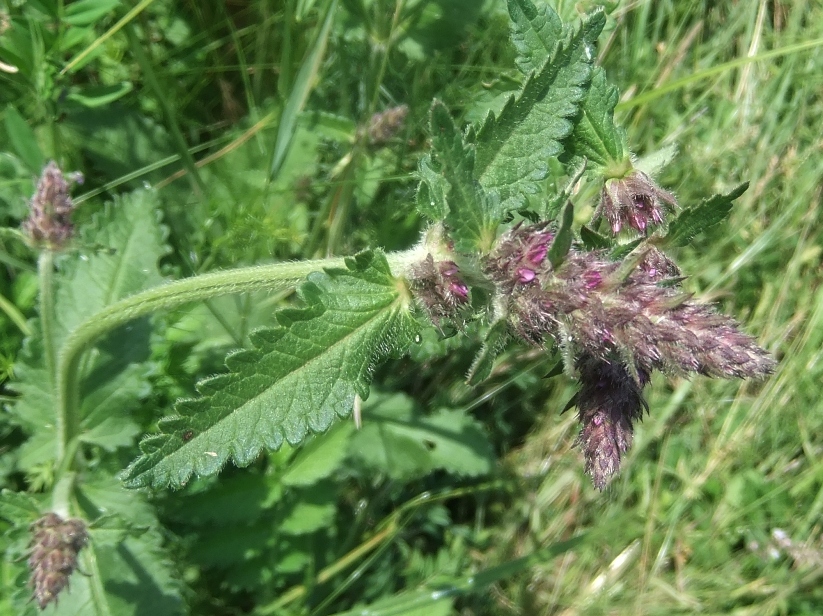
[1, 0, 821, 614]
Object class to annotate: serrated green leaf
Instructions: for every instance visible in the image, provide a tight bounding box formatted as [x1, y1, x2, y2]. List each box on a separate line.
[547, 200, 574, 268]
[416, 155, 449, 221]
[610, 237, 643, 261]
[580, 225, 611, 250]
[0, 490, 42, 525]
[565, 67, 627, 167]
[9, 190, 168, 468]
[473, 10, 604, 210]
[665, 183, 749, 247]
[282, 423, 354, 487]
[122, 251, 418, 489]
[505, 1, 626, 168]
[350, 393, 494, 479]
[508, 0, 563, 75]
[467, 319, 510, 386]
[428, 102, 502, 252]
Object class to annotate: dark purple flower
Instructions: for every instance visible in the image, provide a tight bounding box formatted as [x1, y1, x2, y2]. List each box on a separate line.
[408, 254, 470, 322]
[575, 355, 648, 490]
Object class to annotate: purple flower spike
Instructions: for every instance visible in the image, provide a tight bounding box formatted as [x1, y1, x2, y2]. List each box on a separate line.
[517, 268, 536, 283]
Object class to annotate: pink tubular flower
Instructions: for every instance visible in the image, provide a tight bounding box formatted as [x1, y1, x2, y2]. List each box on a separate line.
[593, 169, 677, 236]
[408, 254, 470, 323]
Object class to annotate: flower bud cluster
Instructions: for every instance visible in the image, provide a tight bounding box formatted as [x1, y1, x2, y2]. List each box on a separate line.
[28, 512, 89, 610]
[407, 254, 469, 323]
[361, 105, 409, 146]
[23, 161, 83, 250]
[484, 220, 775, 488]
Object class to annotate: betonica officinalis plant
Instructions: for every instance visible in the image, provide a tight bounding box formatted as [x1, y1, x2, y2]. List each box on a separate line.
[0, 1, 777, 613]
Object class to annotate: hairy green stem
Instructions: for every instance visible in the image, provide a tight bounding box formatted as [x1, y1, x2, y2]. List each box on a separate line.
[55, 249, 425, 476]
[38, 251, 63, 461]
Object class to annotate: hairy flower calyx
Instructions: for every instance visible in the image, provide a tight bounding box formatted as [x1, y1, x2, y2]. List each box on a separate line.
[593, 169, 676, 236]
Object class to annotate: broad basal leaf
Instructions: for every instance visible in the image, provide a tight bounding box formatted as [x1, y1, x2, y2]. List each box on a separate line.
[122, 251, 418, 489]
[425, 101, 503, 253]
[472, 8, 604, 210]
[665, 183, 748, 247]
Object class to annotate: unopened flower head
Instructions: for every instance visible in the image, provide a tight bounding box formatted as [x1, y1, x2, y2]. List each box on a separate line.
[575, 355, 648, 490]
[408, 254, 469, 323]
[23, 161, 83, 250]
[28, 512, 89, 610]
[593, 169, 677, 235]
[363, 104, 409, 146]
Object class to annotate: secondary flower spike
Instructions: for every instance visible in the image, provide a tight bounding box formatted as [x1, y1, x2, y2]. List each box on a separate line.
[575, 355, 648, 490]
[28, 513, 89, 610]
[23, 161, 83, 250]
[593, 169, 677, 235]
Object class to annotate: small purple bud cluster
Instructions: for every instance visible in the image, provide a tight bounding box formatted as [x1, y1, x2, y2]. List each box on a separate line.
[408, 254, 469, 322]
[23, 161, 83, 250]
[28, 512, 89, 610]
[484, 220, 775, 489]
[362, 105, 409, 146]
[593, 169, 676, 235]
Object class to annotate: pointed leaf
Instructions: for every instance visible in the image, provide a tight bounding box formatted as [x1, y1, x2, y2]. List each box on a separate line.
[467, 319, 510, 386]
[122, 251, 418, 489]
[565, 67, 628, 167]
[428, 101, 503, 252]
[416, 154, 449, 221]
[547, 200, 574, 268]
[508, 0, 563, 75]
[473, 10, 604, 210]
[665, 183, 749, 247]
[580, 225, 611, 250]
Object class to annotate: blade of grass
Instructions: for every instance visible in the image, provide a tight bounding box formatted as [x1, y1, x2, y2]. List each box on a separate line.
[269, 0, 338, 180]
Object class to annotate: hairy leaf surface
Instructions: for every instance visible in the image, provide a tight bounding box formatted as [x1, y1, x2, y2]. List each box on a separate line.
[122, 251, 418, 489]
[9, 190, 167, 468]
[472, 8, 604, 210]
[666, 183, 748, 247]
[427, 101, 503, 252]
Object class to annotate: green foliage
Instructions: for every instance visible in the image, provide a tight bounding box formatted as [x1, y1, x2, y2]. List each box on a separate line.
[123, 251, 418, 489]
[0, 0, 815, 614]
[665, 182, 748, 247]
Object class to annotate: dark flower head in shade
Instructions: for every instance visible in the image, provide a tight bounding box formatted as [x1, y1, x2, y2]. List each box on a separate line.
[575, 355, 648, 490]
[28, 512, 89, 610]
[22, 161, 83, 250]
[407, 254, 469, 323]
[593, 169, 677, 235]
